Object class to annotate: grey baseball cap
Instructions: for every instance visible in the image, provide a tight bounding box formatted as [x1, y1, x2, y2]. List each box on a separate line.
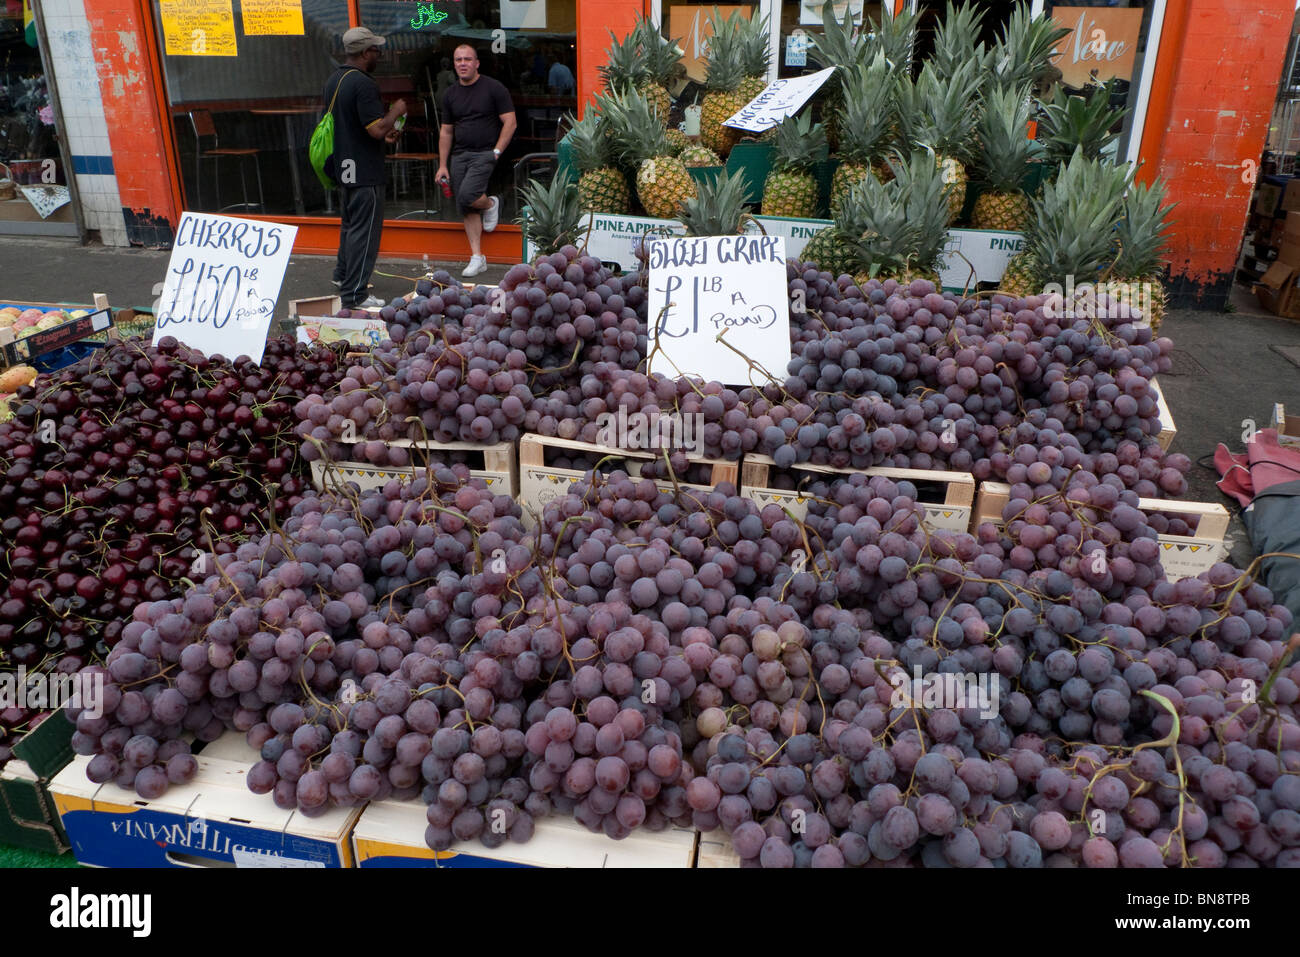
[343, 27, 386, 54]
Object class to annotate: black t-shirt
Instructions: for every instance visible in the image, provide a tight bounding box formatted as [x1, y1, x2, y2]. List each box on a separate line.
[323, 66, 386, 187]
[442, 76, 514, 152]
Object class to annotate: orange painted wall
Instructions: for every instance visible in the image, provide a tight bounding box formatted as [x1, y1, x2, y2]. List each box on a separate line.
[1140, 0, 1294, 308]
[83, 0, 180, 246]
[576, 0, 649, 117]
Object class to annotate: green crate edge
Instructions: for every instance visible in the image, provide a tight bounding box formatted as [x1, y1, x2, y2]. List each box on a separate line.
[14, 710, 75, 780]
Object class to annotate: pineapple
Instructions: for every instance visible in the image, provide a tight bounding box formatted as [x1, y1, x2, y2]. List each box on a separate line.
[678, 168, 751, 236]
[567, 112, 629, 214]
[762, 113, 824, 218]
[848, 150, 950, 287]
[637, 17, 682, 121]
[1013, 147, 1132, 298]
[664, 128, 689, 155]
[1112, 178, 1176, 333]
[700, 8, 768, 159]
[680, 144, 722, 168]
[599, 28, 651, 99]
[985, 4, 1070, 97]
[931, 1, 987, 85]
[519, 175, 583, 256]
[737, 11, 771, 104]
[998, 251, 1040, 298]
[830, 53, 897, 218]
[600, 90, 697, 221]
[863, 2, 918, 70]
[1038, 83, 1130, 168]
[810, 2, 872, 152]
[896, 60, 980, 224]
[971, 84, 1035, 231]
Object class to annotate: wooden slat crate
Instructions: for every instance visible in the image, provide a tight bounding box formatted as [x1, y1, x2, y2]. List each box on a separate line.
[1151, 378, 1176, 452]
[310, 439, 518, 499]
[973, 481, 1230, 582]
[739, 454, 975, 532]
[352, 798, 697, 868]
[694, 831, 742, 868]
[518, 433, 740, 523]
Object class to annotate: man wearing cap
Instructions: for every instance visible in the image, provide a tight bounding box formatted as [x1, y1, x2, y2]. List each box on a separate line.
[323, 27, 407, 308]
[436, 44, 516, 278]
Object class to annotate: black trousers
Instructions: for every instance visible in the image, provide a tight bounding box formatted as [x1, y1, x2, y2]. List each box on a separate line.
[334, 185, 384, 307]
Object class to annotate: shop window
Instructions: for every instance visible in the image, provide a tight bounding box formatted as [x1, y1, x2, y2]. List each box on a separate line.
[358, 0, 577, 221]
[0, 0, 73, 231]
[150, 0, 354, 218]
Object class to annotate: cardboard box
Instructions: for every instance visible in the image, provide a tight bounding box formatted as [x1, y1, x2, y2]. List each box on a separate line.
[1256, 182, 1284, 217]
[1255, 260, 1300, 317]
[288, 294, 343, 320]
[1281, 178, 1300, 213]
[352, 799, 698, 868]
[51, 733, 361, 868]
[1271, 402, 1300, 449]
[0, 294, 114, 365]
[296, 314, 387, 348]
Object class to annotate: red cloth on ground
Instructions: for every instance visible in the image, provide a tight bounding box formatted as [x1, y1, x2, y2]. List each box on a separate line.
[1215, 429, 1300, 507]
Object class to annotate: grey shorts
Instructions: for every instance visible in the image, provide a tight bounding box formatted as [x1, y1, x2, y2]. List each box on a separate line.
[450, 149, 496, 215]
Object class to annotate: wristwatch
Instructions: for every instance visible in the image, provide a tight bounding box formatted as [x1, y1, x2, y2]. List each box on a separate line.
[493, 148, 501, 159]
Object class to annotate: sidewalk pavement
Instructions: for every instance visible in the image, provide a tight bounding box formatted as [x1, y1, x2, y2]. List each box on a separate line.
[4, 236, 1300, 565]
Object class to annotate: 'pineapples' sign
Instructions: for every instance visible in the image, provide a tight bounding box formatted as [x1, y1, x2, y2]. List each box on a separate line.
[645, 235, 791, 386]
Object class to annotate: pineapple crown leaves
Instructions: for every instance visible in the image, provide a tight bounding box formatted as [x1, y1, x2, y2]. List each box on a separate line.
[677, 168, 753, 237]
[519, 176, 585, 256]
[1113, 176, 1176, 277]
[739, 9, 773, 77]
[838, 52, 899, 164]
[635, 17, 684, 86]
[1026, 147, 1133, 280]
[865, 3, 919, 73]
[704, 8, 752, 92]
[810, 1, 870, 72]
[974, 83, 1036, 192]
[931, 1, 988, 85]
[566, 111, 614, 173]
[988, 4, 1071, 93]
[600, 27, 651, 94]
[895, 60, 980, 162]
[770, 112, 826, 172]
[840, 149, 950, 274]
[595, 90, 672, 166]
[1038, 82, 1130, 167]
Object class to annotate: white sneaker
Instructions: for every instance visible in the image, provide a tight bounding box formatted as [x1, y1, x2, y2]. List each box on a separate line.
[482, 196, 500, 232]
[462, 255, 487, 278]
[357, 295, 385, 308]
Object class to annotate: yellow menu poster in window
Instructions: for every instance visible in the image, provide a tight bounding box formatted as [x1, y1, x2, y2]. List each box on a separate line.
[159, 0, 238, 56]
[242, 0, 305, 36]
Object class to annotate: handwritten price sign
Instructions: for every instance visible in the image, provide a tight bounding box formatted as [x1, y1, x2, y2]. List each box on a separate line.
[646, 235, 792, 385]
[153, 212, 297, 365]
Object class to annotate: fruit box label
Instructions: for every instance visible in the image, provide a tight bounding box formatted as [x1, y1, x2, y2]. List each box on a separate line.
[939, 230, 1026, 293]
[55, 799, 349, 868]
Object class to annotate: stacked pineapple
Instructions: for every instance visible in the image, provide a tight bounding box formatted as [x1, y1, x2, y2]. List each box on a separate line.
[970, 84, 1035, 231]
[829, 53, 897, 217]
[762, 114, 825, 218]
[895, 59, 980, 224]
[567, 112, 630, 214]
[701, 8, 770, 159]
[598, 90, 697, 221]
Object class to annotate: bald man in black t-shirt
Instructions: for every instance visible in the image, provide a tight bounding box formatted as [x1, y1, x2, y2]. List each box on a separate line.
[436, 45, 516, 278]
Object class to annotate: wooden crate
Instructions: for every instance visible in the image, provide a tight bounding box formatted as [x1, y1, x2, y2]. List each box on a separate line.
[1271, 401, 1300, 450]
[973, 481, 1230, 583]
[311, 439, 518, 499]
[740, 454, 975, 532]
[1151, 378, 1176, 452]
[353, 798, 697, 868]
[694, 830, 742, 868]
[50, 732, 361, 868]
[518, 433, 740, 523]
